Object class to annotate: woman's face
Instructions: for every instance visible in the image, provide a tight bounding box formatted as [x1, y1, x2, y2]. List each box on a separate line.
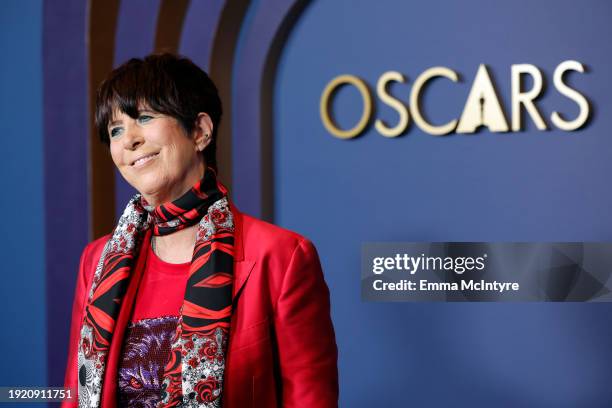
[108, 108, 209, 206]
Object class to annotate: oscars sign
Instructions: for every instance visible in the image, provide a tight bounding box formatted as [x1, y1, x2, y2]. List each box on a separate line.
[320, 61, 590, 139]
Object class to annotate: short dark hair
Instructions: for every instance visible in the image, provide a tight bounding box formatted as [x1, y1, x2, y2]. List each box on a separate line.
[95, 53, 222, 171]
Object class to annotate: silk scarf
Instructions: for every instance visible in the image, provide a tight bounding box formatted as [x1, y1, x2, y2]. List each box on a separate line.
[78, 169, 234, 407]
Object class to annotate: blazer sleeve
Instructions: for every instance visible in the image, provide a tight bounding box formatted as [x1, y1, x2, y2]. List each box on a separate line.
[61, 243, 97, 408]
[274, 238, 339, 407]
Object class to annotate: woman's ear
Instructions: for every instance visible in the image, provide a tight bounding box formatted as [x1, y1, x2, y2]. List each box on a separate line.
[193, 112, 214, 152]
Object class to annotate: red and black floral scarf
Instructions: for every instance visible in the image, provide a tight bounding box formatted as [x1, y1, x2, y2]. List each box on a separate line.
[78, 168, 234, 407]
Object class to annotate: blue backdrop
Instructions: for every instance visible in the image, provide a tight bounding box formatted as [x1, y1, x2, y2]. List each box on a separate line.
[2, 0, 612, 406]
[0, 0, 46, 395]
[274, 0, 612, 406]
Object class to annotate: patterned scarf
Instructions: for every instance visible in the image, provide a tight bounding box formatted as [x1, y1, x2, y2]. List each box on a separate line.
[78, 169, 234, 407]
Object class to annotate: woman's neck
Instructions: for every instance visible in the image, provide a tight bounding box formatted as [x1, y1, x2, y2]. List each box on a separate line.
[153, 224, 198, 263]
[142, 159, 206, 207]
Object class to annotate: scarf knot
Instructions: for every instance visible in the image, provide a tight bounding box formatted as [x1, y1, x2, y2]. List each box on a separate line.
[141, 172, 225, 237]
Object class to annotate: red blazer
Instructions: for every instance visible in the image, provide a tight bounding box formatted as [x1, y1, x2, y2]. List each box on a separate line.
[62, 208, 338, 407]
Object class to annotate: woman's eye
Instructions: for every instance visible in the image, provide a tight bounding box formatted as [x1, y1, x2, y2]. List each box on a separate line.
[137, 115, 153, 124]
[110, 127, 123, 138]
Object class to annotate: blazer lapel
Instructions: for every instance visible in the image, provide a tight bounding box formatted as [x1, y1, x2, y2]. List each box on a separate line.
[233, 260, 255, 301]
[231, 206, 255, 302]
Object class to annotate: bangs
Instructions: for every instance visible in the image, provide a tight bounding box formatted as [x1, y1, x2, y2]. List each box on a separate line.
[95, 58, 185, 143]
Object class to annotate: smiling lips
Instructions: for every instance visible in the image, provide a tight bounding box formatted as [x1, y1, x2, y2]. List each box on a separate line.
[131, 152, 159, 167]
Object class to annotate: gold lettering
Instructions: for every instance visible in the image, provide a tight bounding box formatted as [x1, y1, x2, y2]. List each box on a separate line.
[551, 60, 590, 131]
[410, 67, 459, 135]
[375, 71, 409, 137]
[320, 75, 372, 139]
[511, 64, 547, 131]
[457, 64, 509, 133]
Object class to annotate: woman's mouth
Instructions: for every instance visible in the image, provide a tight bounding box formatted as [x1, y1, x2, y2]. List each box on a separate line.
[132, 153, 159, 167]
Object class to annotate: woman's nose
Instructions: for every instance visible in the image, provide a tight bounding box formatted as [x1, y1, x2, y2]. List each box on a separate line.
[123, 126, 144, 150]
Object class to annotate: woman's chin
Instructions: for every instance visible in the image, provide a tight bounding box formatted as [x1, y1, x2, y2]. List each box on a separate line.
[131, 179, 169, 204]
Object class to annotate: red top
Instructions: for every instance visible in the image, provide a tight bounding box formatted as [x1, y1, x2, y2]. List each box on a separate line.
[131, 244, 189, 321]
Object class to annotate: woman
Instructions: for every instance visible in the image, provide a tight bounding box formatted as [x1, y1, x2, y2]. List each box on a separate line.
[62, 54, 338, 408]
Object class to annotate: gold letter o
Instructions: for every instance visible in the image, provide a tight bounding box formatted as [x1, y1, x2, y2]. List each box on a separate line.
[320, 75, 372, 139]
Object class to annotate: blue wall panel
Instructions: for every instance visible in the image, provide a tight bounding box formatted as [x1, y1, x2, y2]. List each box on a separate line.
[275, 0, 612, 406]
[0, 0, 46, 390]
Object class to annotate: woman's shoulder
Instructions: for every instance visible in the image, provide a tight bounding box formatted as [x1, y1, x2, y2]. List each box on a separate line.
[81, 234, 111, 261]
[77, 234, 110, 279]
[240, 212, 309, 243]
[69, 234, 111, 305]
[238, 212, 317, 259]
